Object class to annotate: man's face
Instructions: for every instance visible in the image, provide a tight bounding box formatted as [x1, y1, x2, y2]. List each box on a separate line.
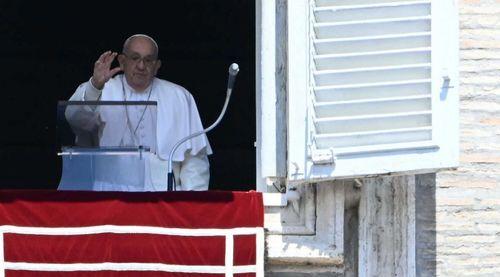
[118, 37, 161, 91]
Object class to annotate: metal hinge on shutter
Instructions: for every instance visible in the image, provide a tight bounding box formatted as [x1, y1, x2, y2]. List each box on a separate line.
[308, 131, 336, 165]
[311, 148, 336, 165]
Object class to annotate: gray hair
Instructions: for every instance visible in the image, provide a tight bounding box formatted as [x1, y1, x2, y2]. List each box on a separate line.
[122, 34, 159, 58]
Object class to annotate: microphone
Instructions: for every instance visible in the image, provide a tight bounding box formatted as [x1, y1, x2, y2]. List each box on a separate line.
[227, 63, 239, 90]
[167, 63, 240, 191]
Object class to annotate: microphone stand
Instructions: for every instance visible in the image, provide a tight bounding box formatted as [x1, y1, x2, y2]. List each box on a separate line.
[167, 64, 239, 191]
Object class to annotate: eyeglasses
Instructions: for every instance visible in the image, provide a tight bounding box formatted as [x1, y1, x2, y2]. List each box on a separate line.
[122, 53, 157, 67]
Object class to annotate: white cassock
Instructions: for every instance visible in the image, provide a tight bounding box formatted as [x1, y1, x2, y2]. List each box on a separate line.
[61, 74, 212, 191]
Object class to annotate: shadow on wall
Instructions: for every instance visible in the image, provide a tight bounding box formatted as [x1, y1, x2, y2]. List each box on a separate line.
[416, 173, 437, 276]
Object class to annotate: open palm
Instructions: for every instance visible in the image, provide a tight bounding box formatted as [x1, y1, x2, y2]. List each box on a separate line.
[91, 51, 122, 90]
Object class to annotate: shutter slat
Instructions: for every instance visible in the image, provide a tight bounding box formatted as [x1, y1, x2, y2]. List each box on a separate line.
[315, 63, 430, 74]
[315, 112, 432, 136]
[315, 79, 430, 90]
[314, 0, 431, 11]
[316, 126, 432, 138]
[314, 16, 431, 27]
[314, 65, 430, 86]
[315, 49, 430, 70]
[314, 95, 431, 118]
[315, 33, 431, 55]
[315, 18, 431, 39]
[315, 95, 430, 105]
[315, 2, 430, 23]
[315, 81, 430, 102]
[315, 47, 431, 59]
[316, 0, 416, 7]
[329, 141, 438, 156]
[315, 127, 432, 149]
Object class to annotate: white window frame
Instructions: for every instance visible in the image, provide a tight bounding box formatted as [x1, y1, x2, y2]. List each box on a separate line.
[256, 0, 288, 193]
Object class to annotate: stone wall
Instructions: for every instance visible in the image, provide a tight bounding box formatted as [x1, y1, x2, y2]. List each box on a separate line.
[432, 0, 500, 275]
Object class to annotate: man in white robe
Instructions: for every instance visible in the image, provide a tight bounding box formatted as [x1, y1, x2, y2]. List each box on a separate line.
[61, 34, 211, 191]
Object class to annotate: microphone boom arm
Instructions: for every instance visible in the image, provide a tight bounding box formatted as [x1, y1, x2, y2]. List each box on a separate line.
[167, 64, 239, 191]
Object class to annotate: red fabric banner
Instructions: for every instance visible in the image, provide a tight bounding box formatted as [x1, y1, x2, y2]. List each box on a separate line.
[0, 190, 264, 277]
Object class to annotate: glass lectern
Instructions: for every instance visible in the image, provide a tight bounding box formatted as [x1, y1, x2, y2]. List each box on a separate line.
[57, 100, 160, 191]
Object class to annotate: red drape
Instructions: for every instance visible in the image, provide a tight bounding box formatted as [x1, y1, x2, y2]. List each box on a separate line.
[0, 190, 263, 277]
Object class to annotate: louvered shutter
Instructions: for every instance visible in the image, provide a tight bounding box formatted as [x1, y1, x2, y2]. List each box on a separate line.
[287, 0, 458, 183]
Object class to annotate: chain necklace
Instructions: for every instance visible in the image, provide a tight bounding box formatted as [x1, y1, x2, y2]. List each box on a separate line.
[120, 75, 153, 146]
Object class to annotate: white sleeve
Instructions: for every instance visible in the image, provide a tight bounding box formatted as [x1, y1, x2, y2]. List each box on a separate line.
[178, 151, 210, 191]
[83, 78, 102, 101]
[67, 78, 102, 102]
[64, 78, 103, 146]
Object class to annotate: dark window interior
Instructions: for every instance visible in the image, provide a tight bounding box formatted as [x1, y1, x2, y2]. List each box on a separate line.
[0, 0, 256, 191]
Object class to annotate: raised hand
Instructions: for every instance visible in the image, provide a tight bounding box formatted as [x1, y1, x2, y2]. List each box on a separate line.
[91, 51, 122, 90]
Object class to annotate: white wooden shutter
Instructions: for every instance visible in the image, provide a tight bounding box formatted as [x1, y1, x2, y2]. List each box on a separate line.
[287, 0, 459, 183]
